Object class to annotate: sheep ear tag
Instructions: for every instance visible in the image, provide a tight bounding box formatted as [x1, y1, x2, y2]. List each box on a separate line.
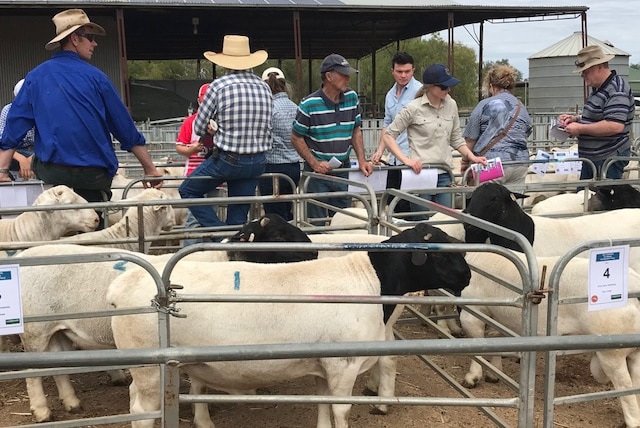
[411, 251, 428, 266]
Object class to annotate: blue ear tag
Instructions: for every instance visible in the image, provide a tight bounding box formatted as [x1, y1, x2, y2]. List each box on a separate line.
[113, 261, 128, 272]
[234, 271, 240, 290]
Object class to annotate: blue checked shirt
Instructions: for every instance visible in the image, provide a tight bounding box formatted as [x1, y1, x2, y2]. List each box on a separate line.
[267, 92, 301, 164]
[195, 70, 273, 154]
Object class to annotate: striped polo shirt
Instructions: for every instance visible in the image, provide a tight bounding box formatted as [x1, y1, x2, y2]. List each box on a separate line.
[292, 87, 361, 162]
[579, 70, 634, 161]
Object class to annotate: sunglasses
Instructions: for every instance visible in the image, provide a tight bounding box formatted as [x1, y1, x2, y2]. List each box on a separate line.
[436, 84, 450, 90]
[76, 32, 96, 43]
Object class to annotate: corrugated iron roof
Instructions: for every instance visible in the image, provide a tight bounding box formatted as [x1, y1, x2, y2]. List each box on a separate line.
[529, 31, 630, 59]
[0, 1, 588, 60]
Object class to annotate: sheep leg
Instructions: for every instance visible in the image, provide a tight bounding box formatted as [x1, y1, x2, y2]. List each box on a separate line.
[365, 304, 403, 399]
[627, 351, 640, 416]
[460, 309, 504, 387]
[595, 350, 640, 428]
[129, 366, 161, 428]
[25, 377, 52, 423]
[189, 378, 215, 428]
[314, 377, 333, 428]
[320, 359, 363, 428]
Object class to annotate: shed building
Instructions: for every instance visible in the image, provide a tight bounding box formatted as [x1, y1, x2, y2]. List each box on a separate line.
[527, 31, 630, 113]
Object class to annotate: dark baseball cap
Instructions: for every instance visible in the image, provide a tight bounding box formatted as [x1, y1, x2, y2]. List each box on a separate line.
[422, 63, 460, 87]
[320, 53, 358, 75]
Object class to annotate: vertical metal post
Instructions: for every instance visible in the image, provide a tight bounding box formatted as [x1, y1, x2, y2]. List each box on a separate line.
[116, 9, 130, 109]
[293, 11, 303, 102]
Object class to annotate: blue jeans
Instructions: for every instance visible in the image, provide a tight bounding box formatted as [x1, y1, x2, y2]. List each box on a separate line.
[258, 162, 301, 221]
[303, 163, 350, 224]
[410, 173, 453, 216]
[179, 151, 266, 227]
[580, 148, 630, 180]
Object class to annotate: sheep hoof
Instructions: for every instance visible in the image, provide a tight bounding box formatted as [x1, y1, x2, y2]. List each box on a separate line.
[485, 375, 500, 384]
[369, 405, 388, 415]
[362, 387, 378, 396]
[32, 407, 52, 423]
[461, 379, 478, 389]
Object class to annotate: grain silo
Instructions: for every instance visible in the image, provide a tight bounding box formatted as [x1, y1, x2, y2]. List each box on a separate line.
[527, 32, 630, 113]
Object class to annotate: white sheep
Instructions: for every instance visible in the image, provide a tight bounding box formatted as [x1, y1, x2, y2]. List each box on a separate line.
[109, 165, 186, 226]
[108, 224, 471, 428]
[0, 185, 99, 244]
[12, 243, 228, 423]
[531, 208, 640, 273]
[529, 190, 592, 215]
[460, 251, 640, 428]
[62, 188, 176, 253]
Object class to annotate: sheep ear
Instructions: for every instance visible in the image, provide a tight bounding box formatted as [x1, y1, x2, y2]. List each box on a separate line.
[260, 216, 271, 228]
[411, 251, 428, 266]
[510, 192, 527, 201]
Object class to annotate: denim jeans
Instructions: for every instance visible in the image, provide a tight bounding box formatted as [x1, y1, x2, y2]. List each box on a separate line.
[303, 163, 350, 224]
[179, 151, 266, 228]
[410, 173, 453, 217]
[579, 148, 630, 180]
[258, 162, 301, 221]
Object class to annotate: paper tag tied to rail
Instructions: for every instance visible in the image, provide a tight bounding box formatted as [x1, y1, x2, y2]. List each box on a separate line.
[588, 245, 629, 312]
[471, 157, 504, 183]
[0, 264, 24, 335]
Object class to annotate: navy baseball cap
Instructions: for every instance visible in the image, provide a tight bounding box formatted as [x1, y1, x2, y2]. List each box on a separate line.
[320, 54, 358, 75]
[422, 64, 460, 87]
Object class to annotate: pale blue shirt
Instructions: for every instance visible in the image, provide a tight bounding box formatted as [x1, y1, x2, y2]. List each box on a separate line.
[383, 77, 422, 165]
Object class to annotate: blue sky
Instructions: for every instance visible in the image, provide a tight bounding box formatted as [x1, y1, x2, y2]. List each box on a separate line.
[441, 0, 638, 78]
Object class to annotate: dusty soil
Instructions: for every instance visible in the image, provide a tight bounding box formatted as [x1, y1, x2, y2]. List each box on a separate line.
[0, 318, 626, 428]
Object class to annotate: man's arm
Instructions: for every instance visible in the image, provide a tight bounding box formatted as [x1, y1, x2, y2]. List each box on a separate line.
[130, 145, 164, 188]
[564, 119, 624, 137]
[0, 149, 16, 182]
[350, 127, 372, 176]
[291, 133, 331, 175]
[371, 127, 387, 164]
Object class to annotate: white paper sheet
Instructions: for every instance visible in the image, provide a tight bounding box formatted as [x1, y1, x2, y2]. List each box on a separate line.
[400, 168, 438, 191]
[348, 169, 388, 192]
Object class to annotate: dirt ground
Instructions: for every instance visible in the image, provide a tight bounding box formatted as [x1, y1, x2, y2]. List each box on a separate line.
[0, 318, 628, 428]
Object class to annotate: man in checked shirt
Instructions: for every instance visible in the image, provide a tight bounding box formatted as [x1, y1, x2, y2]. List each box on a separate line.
[179, 35, 273, 233]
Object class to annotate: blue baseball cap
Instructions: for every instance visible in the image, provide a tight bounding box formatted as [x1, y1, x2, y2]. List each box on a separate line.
[422, 64, 460, 87]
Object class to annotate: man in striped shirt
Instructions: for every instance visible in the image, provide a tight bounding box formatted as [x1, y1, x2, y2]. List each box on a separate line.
[559, 45, 634, 180]
[291, 53, 373, 224]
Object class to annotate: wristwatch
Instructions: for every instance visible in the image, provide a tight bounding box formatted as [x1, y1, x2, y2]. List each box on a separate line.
[0, 168, 10, 174]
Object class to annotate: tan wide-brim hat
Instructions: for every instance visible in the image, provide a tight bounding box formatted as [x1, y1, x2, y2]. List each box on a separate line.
[45, 9, 106, 51]
[204, 35, 268, 70]
[573, 45, 615, 73]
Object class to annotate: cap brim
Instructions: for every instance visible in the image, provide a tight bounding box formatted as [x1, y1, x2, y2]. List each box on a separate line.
[330, 65, 358, 75]
[440, 76, 461, 87]
[204, 50, 268, 70]
[44, 22, 106, 51]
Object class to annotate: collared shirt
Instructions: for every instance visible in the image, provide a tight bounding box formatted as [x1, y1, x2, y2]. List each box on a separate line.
[579, 70, 634, 161]
[387, 93, 465, 168]
[0, 103, 34, 150]
[0, 51, 145, 177]
[463, 91, 531, 162]
[383, 77, 422, 164]
[176, 112, 214, 176]
[268, 92, 301, 164]
[292, 86, 361, 162]
[195, 70, 273, 154]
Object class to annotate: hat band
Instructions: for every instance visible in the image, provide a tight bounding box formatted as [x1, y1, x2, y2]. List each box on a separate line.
[575, 57, 600, 68]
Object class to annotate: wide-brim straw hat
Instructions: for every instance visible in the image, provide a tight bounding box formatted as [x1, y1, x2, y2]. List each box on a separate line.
[204, 35, 268, 70]
[45, 9, 106, 51]
[573, 45, 615, 73]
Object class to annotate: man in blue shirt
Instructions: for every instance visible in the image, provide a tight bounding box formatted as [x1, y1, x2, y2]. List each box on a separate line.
[0, 9, 163, 229]
[371, 52, 422, 214]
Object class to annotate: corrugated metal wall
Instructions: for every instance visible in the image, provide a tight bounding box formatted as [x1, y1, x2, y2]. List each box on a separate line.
[528, 56, 630, 113]
[0, 13, 123, 107]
